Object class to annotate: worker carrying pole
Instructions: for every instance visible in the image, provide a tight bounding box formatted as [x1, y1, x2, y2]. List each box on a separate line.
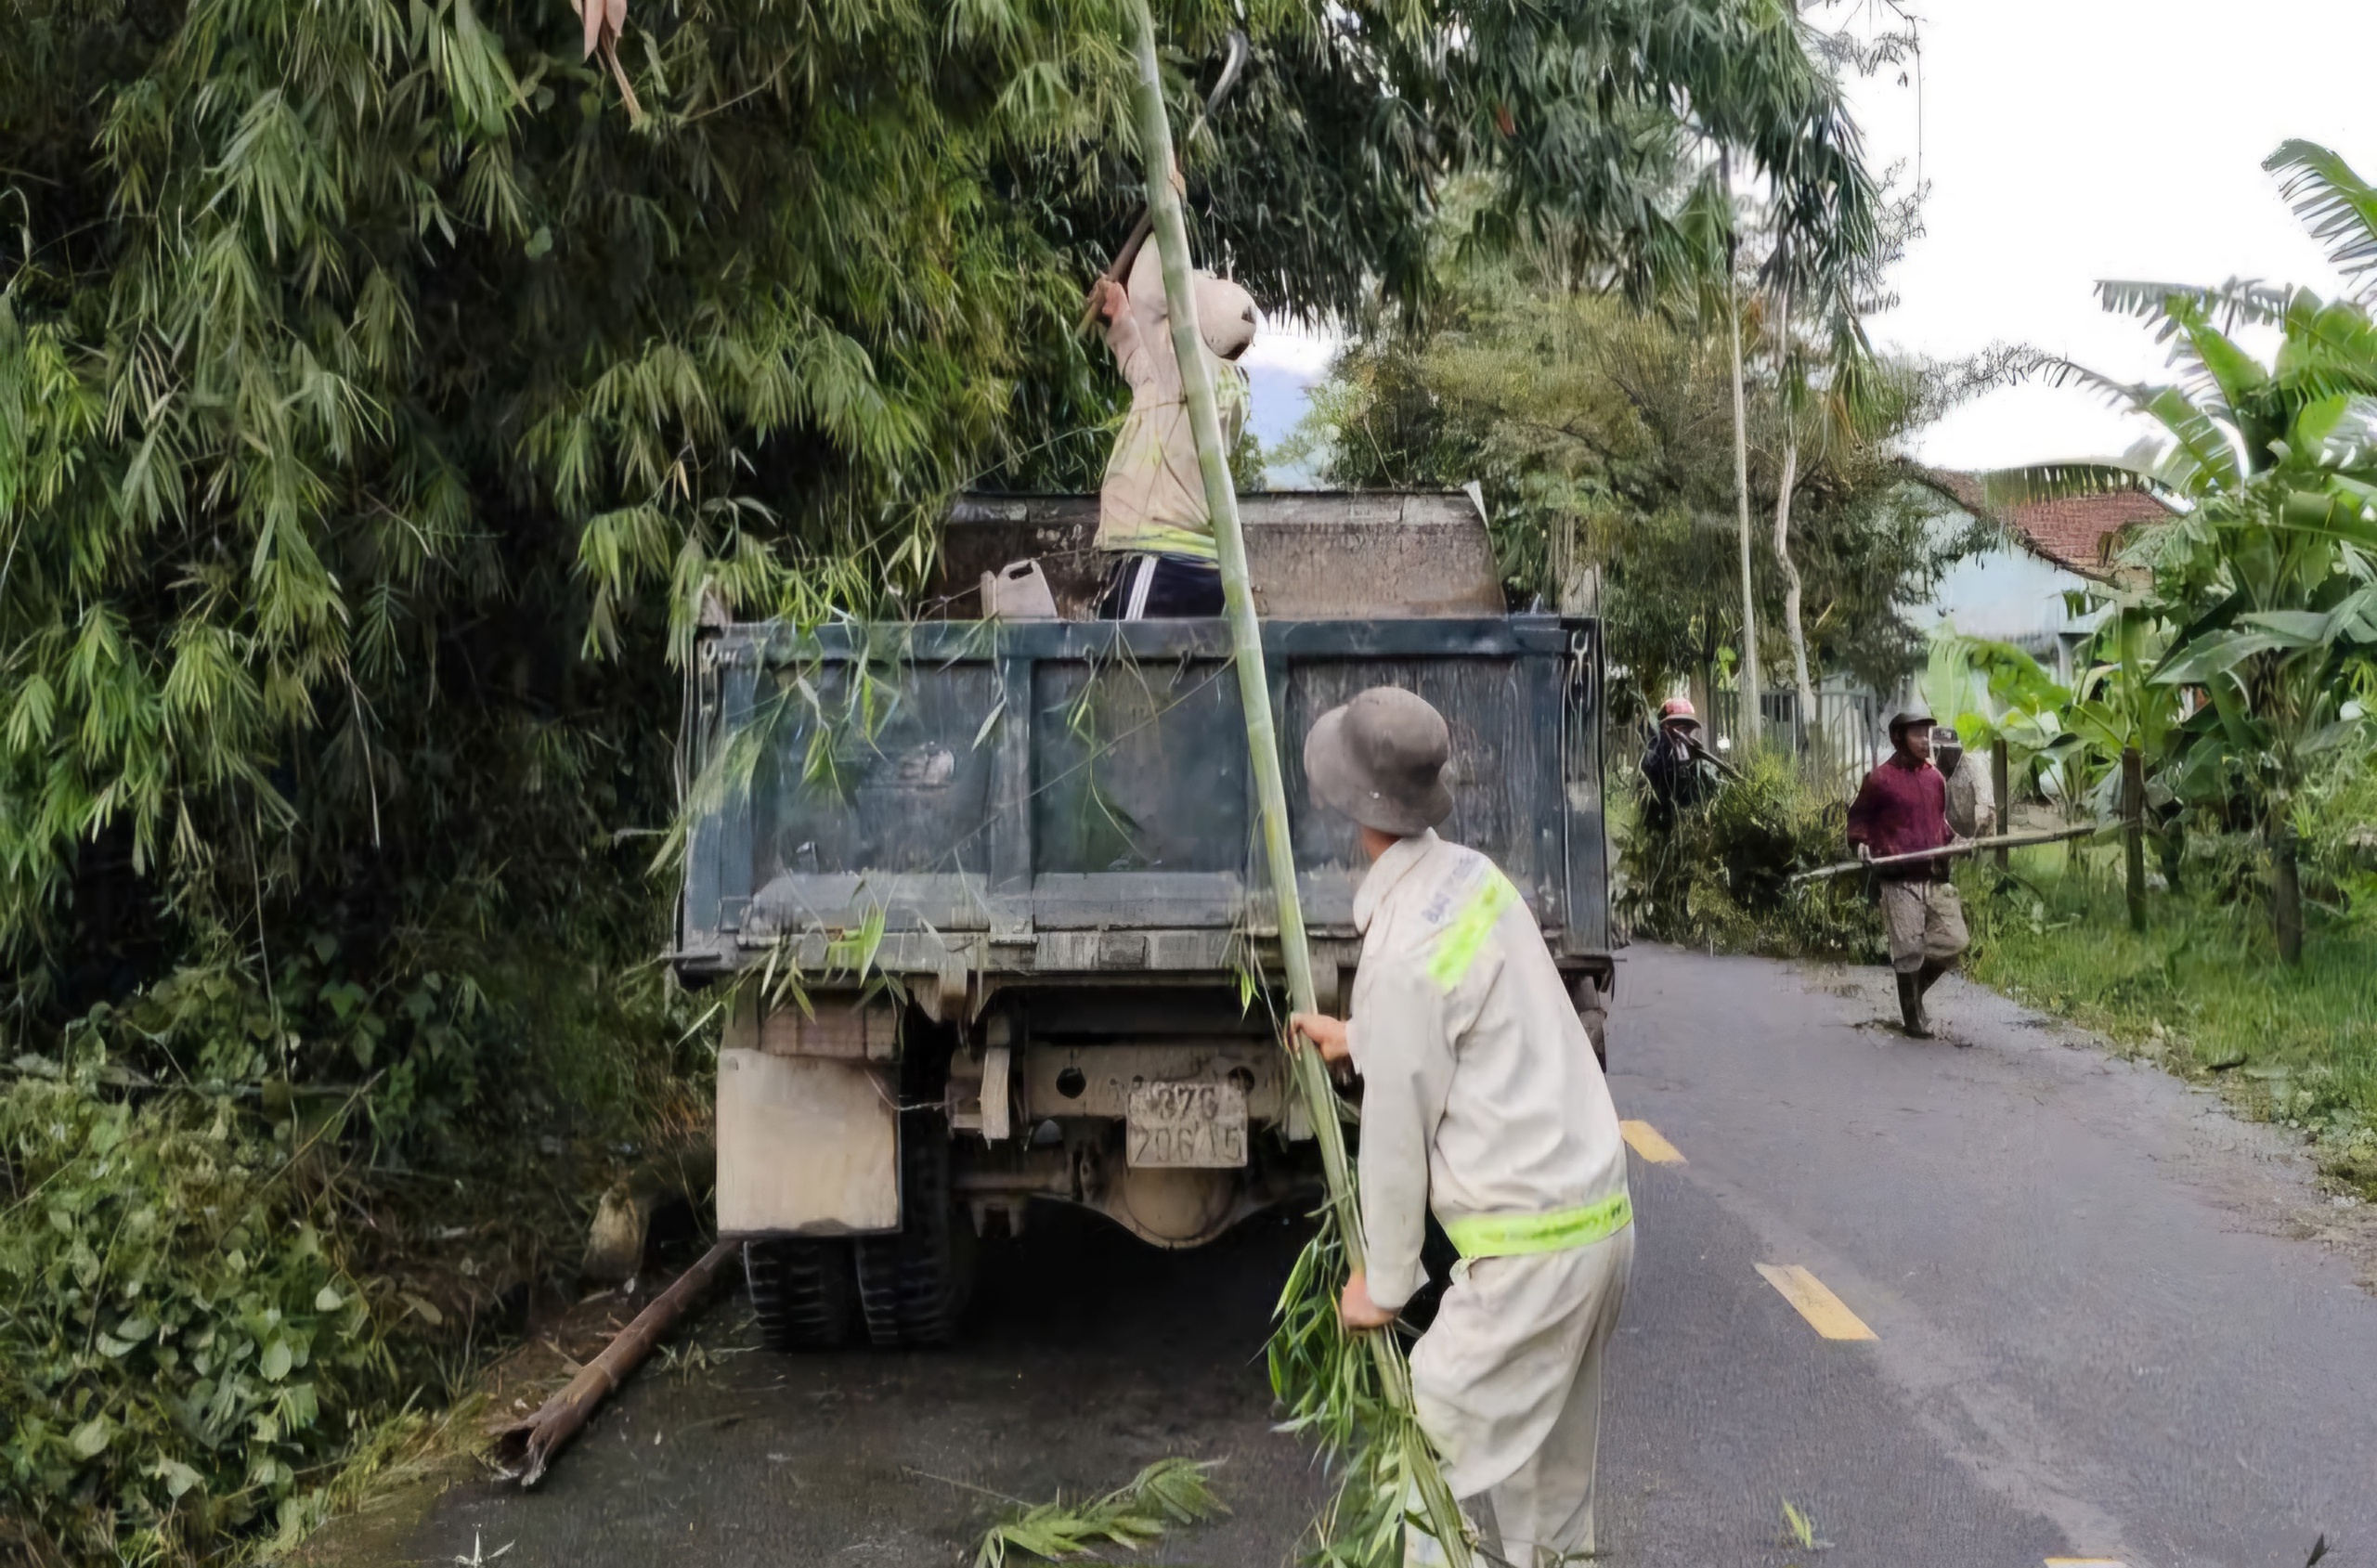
[1290, 688, 1634, 1567]
[1845, 706, 1972, 1040]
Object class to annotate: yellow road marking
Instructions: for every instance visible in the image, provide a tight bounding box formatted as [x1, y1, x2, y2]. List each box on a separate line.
[1755, 1263, 1877, 1341]
[1619, 1120, 1685, 1164]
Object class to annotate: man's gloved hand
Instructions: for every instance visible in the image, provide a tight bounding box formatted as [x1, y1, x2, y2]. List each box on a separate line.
[1855, 842, 1873, 863]
[1288, 1012, 1351, 1064]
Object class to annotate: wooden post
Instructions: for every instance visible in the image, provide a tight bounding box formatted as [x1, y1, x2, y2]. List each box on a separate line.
[1992, 739, 2010, 873]
[1121, 10, 1471, 1564]
[2123, 745, 2147, 932]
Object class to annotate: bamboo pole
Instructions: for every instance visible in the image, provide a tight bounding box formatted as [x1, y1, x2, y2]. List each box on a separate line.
[1789, 822, 2110, 884]
[1120, 8, 1471, 1562]
[488, 1238, 736, 1486]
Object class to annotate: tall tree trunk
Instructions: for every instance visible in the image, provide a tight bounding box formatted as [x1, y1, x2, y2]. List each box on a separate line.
[2122, 745, 2147, 933]
[2270, 817, 2304, 965]
[1722, 150, 1762, 753]
[1769, 275, 1814, 748]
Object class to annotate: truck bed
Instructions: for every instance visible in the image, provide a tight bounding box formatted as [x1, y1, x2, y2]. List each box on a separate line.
[675, 614, 1610, 1013]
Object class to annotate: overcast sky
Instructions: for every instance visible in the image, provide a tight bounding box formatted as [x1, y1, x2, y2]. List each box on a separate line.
[1841, 0, 2376, 470]
[1244, 0, 2377, 481]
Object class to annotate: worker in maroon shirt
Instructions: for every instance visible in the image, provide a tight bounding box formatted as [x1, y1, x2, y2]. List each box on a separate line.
[1845, 707, 1970, 1039]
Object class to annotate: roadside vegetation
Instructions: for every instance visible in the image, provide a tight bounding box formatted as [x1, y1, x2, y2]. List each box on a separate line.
[1964, 843, 2377, 1199]
[1952, 140, 2377, 964]
[1613, 753, 1882, 958]
[1595, 137, 2377, 1208]
[1289, 184, 1991, 734]
[0, 0, 1890, 1557]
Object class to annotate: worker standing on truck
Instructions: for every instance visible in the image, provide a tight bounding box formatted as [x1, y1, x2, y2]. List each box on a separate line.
[1287, 687, 1632, 1568]
[1846, 707, 1969, 1040]
[1086, 242, 1258, 619]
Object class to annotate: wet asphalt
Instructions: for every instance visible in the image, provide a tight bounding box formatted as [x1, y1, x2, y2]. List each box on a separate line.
[388, 947, 2377, 1568]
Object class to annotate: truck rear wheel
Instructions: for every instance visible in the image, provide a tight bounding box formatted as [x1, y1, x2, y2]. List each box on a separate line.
[854, 1108, 975, 1347]
[744, 1238, 858, 1351]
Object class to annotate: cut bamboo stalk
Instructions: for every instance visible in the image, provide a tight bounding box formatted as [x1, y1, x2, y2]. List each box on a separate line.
[1790, 822, 2109, 884]
[488, 1238, 736, 1486]
[1120, 6, 1473, 1562]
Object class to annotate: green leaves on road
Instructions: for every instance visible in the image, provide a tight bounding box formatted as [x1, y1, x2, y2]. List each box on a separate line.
[973, 1457, 1227, 1567]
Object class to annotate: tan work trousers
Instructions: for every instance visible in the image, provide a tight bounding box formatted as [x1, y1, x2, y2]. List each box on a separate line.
[1877, 878, 1968, 975]
[1404, 1226, 1634, 1567]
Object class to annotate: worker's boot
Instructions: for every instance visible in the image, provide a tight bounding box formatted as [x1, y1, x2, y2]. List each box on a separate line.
[1896, 971, 1932, 1038]
[1916, 958, 1951, 995]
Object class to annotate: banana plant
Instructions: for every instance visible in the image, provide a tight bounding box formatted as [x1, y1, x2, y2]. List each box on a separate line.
[2060, 593, 2182, 819]
[1926, 631, 2078, 802]
[1971, 139, 2377, 962]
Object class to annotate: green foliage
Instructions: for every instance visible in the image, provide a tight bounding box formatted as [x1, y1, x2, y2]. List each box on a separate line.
[1965, 848, 2377, 1197]
[1295, 218, 1979, 721]
[1615, 749, 1879, 958]
[1266, 1213, 1457, 1568]
[1973, 138, 2377, 958]
[1, 0, 1903, 1553]
[972, 1457, 1226, 1567]
[0, 1042, 387, 1562]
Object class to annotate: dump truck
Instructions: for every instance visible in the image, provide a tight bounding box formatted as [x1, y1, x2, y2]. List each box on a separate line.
[671, 493, 1613, 1349]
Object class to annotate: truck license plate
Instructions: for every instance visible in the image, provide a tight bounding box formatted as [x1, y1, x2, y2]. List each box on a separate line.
[1125, 1080, 1247, 1169]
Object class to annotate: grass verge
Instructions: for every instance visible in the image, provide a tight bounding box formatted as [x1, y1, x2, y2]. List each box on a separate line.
[1962, 844, 2377, 1197]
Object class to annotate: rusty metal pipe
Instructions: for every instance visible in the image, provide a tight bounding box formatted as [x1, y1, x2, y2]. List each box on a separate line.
[488, 1238, 737, 1487]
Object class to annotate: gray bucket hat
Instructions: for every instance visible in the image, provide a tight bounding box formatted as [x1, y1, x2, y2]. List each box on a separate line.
[1888, 706, 1934, 735]
[1303, 687, 1454, 836]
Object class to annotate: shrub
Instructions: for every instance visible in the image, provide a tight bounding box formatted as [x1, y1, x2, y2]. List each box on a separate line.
[0, 1046, 390, 1562]
[1616, 748, 1881, 958]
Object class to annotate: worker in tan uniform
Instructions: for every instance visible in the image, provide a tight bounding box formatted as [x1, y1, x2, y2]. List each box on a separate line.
[1086, 242, 1257, 617]
[1289, 687, 1633, 1568]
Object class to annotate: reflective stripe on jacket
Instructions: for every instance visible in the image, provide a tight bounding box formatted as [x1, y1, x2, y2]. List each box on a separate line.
[1345, 830, 1630, 1311]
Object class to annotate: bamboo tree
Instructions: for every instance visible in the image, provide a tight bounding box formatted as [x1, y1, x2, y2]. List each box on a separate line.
[1124, 4, 1472, 1561]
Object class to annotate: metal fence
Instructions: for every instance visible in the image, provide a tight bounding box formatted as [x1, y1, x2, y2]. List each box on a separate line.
[1697, 688, 1888, 797]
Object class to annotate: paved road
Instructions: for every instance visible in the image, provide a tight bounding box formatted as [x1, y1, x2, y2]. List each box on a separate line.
[387, 947, 2377, 1568]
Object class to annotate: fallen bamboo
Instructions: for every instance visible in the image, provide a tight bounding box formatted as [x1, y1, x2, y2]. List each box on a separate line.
[488, 1238, 736, 1487]
[1121, 7, 1473, 1562]
[1789, 823, 2111, 885]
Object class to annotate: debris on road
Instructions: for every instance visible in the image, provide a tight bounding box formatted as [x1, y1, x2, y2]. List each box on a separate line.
[968, 1457, 1227, 1568]
[488, 1238, 736, 1486]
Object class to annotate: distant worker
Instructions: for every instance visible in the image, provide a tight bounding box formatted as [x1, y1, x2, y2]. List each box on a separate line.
[1638, 697, 1721, 833]
[1288, 688, 1631, 1568]
[1932, 724, 1997, 839]
[1846, 708, 1969, 1040]
[1087, 241, 1258, 619]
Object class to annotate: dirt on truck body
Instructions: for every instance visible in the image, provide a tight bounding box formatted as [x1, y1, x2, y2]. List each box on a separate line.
[669, 492, 1614, 1349]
